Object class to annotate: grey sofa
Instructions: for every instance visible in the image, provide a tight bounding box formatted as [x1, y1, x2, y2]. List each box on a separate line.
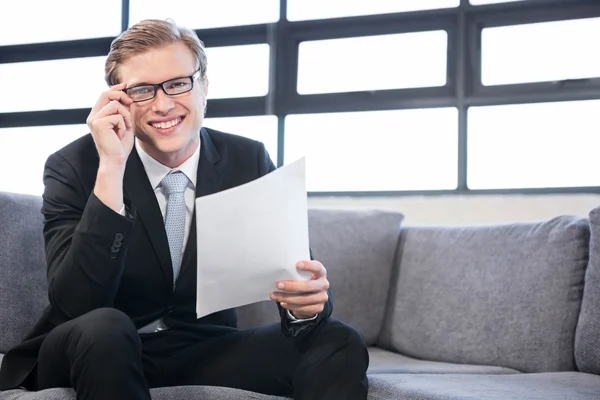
[1, 190, 600, 399]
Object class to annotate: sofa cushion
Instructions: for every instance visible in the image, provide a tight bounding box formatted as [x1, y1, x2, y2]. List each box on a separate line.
[0, 387, 291, 400]
[0, 192, 48, 354]
[379, 216, 589, 373]
[575, 206, 600, 374]
[237, 209, 403, 345]
[367, 372, 600, 400]
[367, 347, 519, 375]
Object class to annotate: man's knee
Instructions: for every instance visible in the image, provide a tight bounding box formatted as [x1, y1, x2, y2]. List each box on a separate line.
[70, 308, 141, 355]
[321, 319, 366, 347]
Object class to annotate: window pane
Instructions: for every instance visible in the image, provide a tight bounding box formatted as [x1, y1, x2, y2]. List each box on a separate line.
[285, 109, 458, 192]
[203, 116, 278, 162]
[0, 125, 88, 195]
[468, 100, 600, 189]
[298, 31, 447, 94]
[482, 18, 600, 86]
[470, 0, 523, 4]
[0, 0, 121, 46]
[287, 0, 459, 21]
[129, 0, 279, 29]
[205, 45, 270, 99]
[0, 57, 107, 113]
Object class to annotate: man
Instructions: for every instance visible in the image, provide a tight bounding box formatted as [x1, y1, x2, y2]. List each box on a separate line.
[0, 19, 368, 400]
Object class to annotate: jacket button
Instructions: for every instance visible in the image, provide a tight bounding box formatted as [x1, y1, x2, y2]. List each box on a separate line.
[112, 240, 122, 248]
[110, 245, 120, 253]
[115, 233, 124, 241]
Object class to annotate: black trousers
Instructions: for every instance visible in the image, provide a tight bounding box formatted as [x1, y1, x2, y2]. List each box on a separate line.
[35, 308, 369, 400]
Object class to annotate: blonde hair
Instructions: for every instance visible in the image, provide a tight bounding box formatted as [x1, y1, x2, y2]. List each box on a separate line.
[104, 19, 208, 86]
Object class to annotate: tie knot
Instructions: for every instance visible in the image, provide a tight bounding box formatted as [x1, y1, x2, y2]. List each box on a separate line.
[161, 171, 189, 195]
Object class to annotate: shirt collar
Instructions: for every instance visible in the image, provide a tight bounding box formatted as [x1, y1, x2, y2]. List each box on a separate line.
[135, 138, 200, 191]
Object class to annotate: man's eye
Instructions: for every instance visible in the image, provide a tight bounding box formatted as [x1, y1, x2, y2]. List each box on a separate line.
[130, 86, 153, 95]
[167, 81, 188, 89]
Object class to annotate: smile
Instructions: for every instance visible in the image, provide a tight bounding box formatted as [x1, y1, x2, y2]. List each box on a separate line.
[149, 117, 183, 130]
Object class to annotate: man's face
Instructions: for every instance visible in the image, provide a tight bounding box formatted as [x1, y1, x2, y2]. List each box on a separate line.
[119, 42, 208, 167]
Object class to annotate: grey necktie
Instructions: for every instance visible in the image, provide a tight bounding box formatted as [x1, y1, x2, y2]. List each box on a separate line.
[161, 171, 189, 288]
[138, 171, 189, 333]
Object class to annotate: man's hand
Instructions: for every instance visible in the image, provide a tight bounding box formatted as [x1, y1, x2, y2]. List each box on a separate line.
[87, 82, 135, 168]
[87, 83, 135, 213]
[270, 260, 329, 320]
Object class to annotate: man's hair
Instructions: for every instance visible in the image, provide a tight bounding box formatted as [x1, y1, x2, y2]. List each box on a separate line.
[104, 19, 208, 86]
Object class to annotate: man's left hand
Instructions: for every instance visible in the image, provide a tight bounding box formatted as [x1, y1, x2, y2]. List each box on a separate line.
[270, 260, 329, 320]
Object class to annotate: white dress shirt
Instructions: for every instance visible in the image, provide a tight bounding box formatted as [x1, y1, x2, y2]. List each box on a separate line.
[122, 139, 316, 323]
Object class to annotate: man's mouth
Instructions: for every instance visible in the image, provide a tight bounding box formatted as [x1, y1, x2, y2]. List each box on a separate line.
[149, 117, 183, 130]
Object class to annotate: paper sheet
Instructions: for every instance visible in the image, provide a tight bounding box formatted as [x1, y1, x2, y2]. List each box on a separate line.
[195, 157, 311, 318]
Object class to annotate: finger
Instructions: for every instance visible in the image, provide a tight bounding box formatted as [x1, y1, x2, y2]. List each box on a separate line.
[103, 114, 127, 139]
[93, 100, 133, 130]
[271, 290, 328, 306]
[276, 277, 329, 293]
[279, 302, 324, 315]
[297, 261, 327, 278]
[90, 84, 133, 115]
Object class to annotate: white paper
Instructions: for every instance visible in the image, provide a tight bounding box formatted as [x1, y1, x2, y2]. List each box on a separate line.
[195, 157, 311, 318]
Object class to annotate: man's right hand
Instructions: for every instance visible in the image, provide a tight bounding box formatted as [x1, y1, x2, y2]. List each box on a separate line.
[87, 83, 135, 213]
[86, 82, 135, 168]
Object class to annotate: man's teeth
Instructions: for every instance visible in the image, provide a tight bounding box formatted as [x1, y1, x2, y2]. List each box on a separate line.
[152, 117, 181, 129]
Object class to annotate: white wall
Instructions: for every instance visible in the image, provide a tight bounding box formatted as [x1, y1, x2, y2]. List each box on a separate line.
[308, 194, 600, 226]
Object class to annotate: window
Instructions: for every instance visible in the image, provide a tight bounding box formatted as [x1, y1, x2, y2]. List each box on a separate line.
[285, 108, 458, 192]
[467, 100, 600, 190]
[0, 57, 107, 113]
[297, 31, 448, 94]
[0, 0, 121, 46]
[129, 0, 279, 29]
[205, 44, 270, 99]
[470, 0, 524, 4]
[203, 116, 278, 162]
[287, 0, 459, 21]
[0, 125, 88, 195]
[482, 18, 600, 86]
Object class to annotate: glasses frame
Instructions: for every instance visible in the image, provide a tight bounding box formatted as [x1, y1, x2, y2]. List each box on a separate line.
[122, 69, 202, 102]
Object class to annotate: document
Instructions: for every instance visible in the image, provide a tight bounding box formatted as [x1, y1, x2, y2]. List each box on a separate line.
[195, 157, 312, 318]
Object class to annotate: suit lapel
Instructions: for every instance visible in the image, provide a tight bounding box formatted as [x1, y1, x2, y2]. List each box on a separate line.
[123, 147, 174, 288]
[177, 128, 223, 285]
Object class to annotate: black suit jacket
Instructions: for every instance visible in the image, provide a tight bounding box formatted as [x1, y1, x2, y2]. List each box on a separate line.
[0, 127, 333, 390]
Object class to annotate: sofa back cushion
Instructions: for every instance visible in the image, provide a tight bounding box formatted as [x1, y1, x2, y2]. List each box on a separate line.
[378, 216, 589, 373]
[575, 206, 600, 375]
[0, 192, 49, 353]
[236, 208, 403, 345]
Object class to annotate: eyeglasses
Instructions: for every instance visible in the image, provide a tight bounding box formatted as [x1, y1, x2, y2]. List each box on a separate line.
[123, 69, 202, 102]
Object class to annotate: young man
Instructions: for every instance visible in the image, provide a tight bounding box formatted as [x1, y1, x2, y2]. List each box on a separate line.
[0, 19, 369, 400]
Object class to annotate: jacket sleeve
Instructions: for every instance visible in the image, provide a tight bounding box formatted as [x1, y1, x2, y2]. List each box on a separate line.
[256, 142, 334, 339]
[41, 152, 135, 320]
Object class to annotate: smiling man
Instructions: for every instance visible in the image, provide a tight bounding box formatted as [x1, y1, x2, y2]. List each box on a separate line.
[0, 19, 368, 400]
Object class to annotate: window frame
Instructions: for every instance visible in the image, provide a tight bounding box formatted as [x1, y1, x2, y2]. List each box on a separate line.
[1, 0, 599, 196]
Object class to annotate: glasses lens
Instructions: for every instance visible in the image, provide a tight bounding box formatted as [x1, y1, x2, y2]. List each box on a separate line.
[164, 77, 193, 95]
[127, 85, 155, 102]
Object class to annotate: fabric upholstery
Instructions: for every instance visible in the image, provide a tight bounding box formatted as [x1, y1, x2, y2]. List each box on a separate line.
[379, 216, 590, 373]
[575, 206, 600, 374]
[5, 373, 599, 400]
[0, 192, 48, 353]
[237, 209, 403, 345]
[367, 347, 519, 375]
[0, 387, 291, 400]
[366, 372, 600, 400]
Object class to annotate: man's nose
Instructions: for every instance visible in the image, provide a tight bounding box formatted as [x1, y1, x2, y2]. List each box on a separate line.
[152, 87, 175, 113]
